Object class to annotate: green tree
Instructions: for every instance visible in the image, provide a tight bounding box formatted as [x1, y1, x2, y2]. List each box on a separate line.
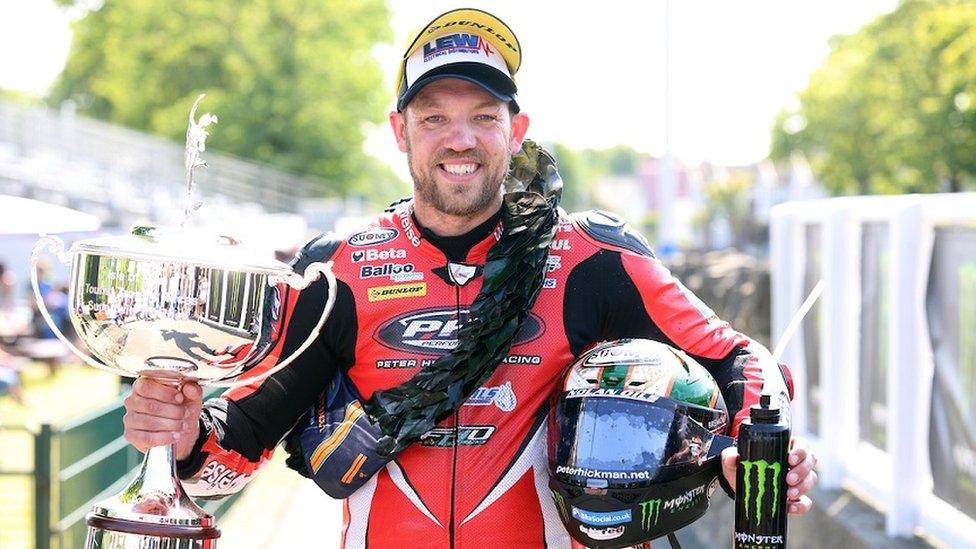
[771, 0, 976, 194]
[48, 0, 400, 199]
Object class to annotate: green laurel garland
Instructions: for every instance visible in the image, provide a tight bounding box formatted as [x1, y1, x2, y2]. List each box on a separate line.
[364, 140, 563, 458]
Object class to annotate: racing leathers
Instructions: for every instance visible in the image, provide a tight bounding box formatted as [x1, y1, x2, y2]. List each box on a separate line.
[176, 202, 794, 548]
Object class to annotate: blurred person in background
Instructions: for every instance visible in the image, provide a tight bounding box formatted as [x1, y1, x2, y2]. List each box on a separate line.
[121, 7, 818, 547]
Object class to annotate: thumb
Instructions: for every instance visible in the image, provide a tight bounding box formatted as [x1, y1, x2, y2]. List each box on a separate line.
[721, 446, 738, 492]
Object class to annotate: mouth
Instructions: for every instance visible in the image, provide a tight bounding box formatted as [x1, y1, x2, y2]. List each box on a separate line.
[438, 161, 481, 181]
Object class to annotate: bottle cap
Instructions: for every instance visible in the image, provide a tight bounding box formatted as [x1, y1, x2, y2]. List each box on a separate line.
[750, 394, 781, 424]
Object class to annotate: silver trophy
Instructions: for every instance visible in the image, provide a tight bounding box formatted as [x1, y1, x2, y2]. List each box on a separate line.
[31, 95, 336, 548]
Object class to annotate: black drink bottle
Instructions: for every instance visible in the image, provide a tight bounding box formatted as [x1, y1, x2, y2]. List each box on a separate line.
[733, 394, 789, 549]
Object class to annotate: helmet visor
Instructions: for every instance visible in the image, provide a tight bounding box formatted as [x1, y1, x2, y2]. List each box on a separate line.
[552, 390, 722, 487]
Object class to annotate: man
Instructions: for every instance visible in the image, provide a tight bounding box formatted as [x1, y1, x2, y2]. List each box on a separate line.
[123, 8, 817, 547]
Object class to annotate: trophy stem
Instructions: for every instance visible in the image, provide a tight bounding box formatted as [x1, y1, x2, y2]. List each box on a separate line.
[84, 442, 220, 547]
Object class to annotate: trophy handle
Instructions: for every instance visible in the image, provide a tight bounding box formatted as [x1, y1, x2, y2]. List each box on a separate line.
[31, 235, 116, 373]
[209, 260, 338, 387]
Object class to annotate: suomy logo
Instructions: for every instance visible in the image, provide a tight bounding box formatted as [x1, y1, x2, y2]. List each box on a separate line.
[374, 307, 545, 355]
[741, 459, 783, 526]
[349, 228, 398, 247]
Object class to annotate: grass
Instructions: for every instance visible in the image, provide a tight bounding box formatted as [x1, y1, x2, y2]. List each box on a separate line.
[0, 361, 120, 549]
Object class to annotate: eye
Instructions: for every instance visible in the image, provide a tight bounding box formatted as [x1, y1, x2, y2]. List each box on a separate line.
[475, 114, 499, 122]
[424, 115, 445, 123]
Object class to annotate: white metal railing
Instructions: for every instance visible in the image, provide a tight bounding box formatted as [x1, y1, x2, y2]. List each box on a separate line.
[771, 193, 976, 548]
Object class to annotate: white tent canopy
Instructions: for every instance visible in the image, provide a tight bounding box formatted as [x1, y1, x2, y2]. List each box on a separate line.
[0, 195, 101, 235]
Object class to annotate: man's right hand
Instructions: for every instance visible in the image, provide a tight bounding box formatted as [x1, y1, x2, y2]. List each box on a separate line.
[123, 378, 203, 460]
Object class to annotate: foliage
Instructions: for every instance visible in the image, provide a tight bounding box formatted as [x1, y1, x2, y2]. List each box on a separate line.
[48, 0, 398, 198]
[548, 143, 643, 212]
[771, 0, 976, 194]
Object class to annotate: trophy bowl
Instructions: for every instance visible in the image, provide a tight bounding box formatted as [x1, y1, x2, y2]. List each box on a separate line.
[31, 225, 336, 548]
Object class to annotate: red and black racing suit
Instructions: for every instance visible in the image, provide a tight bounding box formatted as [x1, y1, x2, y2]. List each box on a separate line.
[176, 203, 793, 548]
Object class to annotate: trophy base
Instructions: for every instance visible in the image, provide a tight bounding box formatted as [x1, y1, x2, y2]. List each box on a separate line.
[86, 513, 219, 548]
[83, 443, 221, 548]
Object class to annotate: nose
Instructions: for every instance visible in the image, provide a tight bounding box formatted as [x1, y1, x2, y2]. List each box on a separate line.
[443, 119, 477, 152]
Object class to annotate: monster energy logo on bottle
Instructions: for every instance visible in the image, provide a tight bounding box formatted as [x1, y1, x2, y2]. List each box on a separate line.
[552, 491, 569, 522]
[741, 459, 782, 524]
[639, 498, 662, 529]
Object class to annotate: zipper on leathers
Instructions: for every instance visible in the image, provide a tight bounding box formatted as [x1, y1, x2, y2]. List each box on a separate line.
[449, 280, 461, 548]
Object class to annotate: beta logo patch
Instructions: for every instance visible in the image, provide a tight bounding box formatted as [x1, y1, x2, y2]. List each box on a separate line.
[374, 307, 546, 355]
[367, 283, 427, 302]
[349, 228, 398, 247]
[351, 248, 407, 262]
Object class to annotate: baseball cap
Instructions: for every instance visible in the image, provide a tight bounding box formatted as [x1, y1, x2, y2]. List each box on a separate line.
[396, 8, 522, 112]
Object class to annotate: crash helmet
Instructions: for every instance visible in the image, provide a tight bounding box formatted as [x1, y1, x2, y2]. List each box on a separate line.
[547, 339, 734, 548]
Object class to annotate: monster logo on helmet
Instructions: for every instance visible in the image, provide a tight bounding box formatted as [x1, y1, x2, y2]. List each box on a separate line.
[548, 339, 735, 548]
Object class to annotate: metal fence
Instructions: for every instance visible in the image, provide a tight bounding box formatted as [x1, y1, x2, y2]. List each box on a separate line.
[0, 390, 241, 549]
[771, 193, 976, 549]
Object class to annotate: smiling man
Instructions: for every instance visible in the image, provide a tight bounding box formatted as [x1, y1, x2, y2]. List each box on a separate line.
[122, 8, 817, 548]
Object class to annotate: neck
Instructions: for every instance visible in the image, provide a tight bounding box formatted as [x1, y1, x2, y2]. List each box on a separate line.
[412, 195, 503, 237]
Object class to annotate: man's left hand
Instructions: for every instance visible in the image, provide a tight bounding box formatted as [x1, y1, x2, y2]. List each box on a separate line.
[720, 437, 817, 515]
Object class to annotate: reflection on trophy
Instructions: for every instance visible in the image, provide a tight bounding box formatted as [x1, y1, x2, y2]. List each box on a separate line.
[31, 95, 336, 548]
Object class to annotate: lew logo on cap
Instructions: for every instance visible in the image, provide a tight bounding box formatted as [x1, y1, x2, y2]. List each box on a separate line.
[423, 34, 494, 61]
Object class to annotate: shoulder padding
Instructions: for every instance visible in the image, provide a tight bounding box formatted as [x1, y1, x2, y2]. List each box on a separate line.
[572, 210, 656, 258]
[292, 233, 343, 274]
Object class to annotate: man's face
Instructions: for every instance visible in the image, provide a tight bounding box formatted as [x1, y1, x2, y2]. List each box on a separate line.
[391, 78, 529, 218]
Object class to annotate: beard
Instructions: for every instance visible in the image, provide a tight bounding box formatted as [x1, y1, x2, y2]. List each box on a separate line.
[406, 138, 510, 218]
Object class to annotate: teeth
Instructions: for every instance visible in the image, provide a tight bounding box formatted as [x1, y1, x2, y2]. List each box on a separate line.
[442, 163, 477, 175]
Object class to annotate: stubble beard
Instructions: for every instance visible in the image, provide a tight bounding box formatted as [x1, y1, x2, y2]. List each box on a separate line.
[406, 135, 509, 218]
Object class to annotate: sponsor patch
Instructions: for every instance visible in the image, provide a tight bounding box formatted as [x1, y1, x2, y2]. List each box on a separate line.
[351, 248, 407, 262]
[557, 465, 651, 482]
[579, 524, 626, 540]
[359, 263, 423, 282]
[349, 228, 398, 247]
[465, 381, 517, 412]
[396, 208, 422, 247]
[501, 354, 541, 365]
[199, 461, 248, 492]
[376, 358, 418, 369]
[375, 307, 546, 355]
[571, 507, 632, 526]
[367, 283, 427, 302]
[546, 255, 562, 272]
[583, 345, 662, 367]
[550, 239, 571, 251]
[543, 278, 557, 289]
[420, 425, 495, 447]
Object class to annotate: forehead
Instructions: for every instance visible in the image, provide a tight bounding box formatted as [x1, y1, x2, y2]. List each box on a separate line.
[407, 78, 507, 111]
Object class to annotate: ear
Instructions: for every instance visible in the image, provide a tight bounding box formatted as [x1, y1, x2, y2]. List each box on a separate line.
[389, 110, 408, 153]
[510, 112, 530, 155]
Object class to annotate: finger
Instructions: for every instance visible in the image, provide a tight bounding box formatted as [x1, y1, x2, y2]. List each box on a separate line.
[126, 429, 182, 451]
[788, 494, 813, 515]
[181, 381, 203, 402]
[124, 393, 187, 420]
[721, 447, 738, 491]
[787, 452, 817, 486]
[133, 377, 184, 403]
[788, 470, 818, 500]
[124, 412, 187, 433]
[788, 442, 809, 467]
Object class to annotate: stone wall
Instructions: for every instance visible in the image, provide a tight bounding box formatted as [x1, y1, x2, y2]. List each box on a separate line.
[666, 250, 771, 348]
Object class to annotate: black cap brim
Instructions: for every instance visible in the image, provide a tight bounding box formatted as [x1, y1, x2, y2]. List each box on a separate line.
[397, 62, 519, 112]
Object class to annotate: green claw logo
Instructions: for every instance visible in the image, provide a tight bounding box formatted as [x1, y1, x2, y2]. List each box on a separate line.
[552, 491, 569, 522]
[741, 459, 782, 525]
[639, 498, 662, 530]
